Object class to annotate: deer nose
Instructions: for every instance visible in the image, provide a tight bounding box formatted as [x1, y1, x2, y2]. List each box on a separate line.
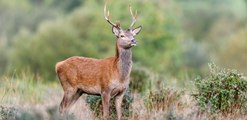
[131, 39, 137, 44]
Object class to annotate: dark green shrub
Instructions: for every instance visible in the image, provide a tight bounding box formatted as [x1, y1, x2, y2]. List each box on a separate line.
[193, 63, 247, 114]
[145, 88, 184, 111]
[0, 106, 17, 120]
[0, 105, 74, 120]
[0, 106, 44, 120]
[86, 92, 133, 120]
[129, 65, 153, 94]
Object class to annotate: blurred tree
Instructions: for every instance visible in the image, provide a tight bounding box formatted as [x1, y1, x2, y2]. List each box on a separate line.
[9, 20, 83, 79]
[0, 40, 7, 74]
[218, 26, 247, 74]
[181, 39, 209, 76]
[177, 0, 247, 41]
[0, 0, 83, 76]
[48, 0, 83, 12]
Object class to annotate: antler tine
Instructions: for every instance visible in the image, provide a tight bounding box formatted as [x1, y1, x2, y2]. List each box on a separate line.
[104, 3, 117, 27]
[129, 5, 137, 29]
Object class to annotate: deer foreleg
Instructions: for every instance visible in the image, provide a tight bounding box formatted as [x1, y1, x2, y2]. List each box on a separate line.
[102, 91, 111, 120]
[115, 90, 125, 120]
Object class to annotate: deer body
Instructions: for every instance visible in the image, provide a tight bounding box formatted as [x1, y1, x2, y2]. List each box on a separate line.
[56, 46, 132, 96]
[56, 4, 142, 120]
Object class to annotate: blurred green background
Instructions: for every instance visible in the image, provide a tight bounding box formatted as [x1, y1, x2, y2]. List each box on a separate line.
[0, 0, 247, 83]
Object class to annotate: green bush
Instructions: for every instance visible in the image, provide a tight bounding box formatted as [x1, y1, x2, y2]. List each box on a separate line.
[193, 63, 247, 114]
[129, 64, 152, 94]
[86, 92, 133, 120]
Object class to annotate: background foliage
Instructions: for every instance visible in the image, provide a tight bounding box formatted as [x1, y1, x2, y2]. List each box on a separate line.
[0, 0, 247, 81]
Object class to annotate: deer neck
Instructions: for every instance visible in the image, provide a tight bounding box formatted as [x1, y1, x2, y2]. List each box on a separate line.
[115, 42, 132, 81]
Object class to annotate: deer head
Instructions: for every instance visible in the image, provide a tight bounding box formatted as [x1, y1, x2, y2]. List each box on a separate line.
[104, 4, 142, 49]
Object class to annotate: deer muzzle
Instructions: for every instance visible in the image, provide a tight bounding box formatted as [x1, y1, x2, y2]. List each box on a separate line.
[130, 39, 137, 46]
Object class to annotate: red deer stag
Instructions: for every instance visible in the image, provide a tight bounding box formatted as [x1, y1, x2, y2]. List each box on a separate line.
[55, 3, 142, 120]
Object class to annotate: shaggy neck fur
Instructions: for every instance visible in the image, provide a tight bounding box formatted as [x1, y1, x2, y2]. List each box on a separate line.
[115, 42, 132, 81]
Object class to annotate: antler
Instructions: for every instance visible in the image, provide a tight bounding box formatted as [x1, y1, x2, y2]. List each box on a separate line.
[104, 3, 119, 27]
[129, 5, 137, 29]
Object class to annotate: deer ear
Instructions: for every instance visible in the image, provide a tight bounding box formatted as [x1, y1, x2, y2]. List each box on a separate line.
[132, 26, 142, 36]
[112, 26, 120, 36]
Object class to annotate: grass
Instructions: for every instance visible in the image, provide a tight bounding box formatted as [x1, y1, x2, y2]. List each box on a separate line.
[0, 68, 246, 120]
[0, 72, 60, 105]
[0, 72, 67, 120]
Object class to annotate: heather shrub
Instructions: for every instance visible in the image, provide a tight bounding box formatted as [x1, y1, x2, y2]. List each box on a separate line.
[145, 88, 184, 111]
[193, 63, 247, 114]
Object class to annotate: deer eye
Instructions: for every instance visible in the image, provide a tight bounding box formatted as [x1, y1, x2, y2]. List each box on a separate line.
[120, 35, 125, 38]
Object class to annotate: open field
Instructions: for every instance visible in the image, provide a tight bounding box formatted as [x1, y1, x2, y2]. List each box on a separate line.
[0, 70, 246, 120]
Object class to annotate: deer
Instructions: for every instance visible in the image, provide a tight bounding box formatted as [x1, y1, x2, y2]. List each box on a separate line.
[55, 3, 142, 120]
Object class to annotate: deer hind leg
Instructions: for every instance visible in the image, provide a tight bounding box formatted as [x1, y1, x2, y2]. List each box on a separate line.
[59, 88, 83, 115]
[70, 89, 83, 105]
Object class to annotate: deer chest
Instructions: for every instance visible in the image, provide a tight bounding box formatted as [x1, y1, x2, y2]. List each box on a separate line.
[110, 80, 129, 96]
